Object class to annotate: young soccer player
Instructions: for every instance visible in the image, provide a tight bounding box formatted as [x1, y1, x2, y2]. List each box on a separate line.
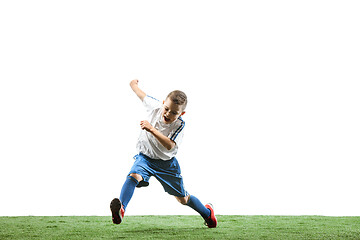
[110, 79, 217, 228]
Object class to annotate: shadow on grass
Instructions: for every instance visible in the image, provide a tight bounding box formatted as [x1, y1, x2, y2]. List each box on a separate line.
[122, 226, 205, 233]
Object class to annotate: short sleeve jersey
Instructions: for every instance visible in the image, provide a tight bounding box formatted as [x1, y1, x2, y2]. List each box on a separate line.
[136, 95, 185, 160]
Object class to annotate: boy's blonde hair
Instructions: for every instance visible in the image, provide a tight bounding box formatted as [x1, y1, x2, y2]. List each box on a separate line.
[166, 90, 187, 111]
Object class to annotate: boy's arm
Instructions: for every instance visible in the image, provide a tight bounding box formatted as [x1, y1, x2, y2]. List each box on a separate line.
[140, 120, 176, 150]
[130, 79, 146, 101]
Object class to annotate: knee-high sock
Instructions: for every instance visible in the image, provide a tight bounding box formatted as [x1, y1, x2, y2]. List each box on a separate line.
[120, 176, 138, 211]
[186, 195, 211, 219]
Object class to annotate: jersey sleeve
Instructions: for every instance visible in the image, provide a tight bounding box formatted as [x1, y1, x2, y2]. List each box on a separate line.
[142, 95, 162, 112]
[169, 118, 185, 145]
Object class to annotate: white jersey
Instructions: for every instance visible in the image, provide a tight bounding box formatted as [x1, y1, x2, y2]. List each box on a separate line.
[136, 95, 185, 160]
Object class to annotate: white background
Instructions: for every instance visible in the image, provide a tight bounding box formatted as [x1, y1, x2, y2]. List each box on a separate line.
[1, 1, 359, 216]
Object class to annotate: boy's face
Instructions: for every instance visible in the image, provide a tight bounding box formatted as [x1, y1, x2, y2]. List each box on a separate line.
[162, 98, 185, 124]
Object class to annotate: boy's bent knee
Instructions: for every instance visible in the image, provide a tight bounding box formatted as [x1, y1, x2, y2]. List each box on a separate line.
[129, 173, 143, 182]
[175, 195, 190, 205]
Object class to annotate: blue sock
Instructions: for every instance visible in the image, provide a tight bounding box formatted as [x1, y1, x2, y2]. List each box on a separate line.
[120, 176, 139, 211]
[186, 195, 211, 219]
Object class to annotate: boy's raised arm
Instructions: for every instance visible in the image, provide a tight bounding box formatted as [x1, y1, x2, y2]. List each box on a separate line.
[130, 79, 146, 101]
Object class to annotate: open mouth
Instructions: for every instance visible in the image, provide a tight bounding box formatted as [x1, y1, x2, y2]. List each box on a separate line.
[163, 116, 171, 123]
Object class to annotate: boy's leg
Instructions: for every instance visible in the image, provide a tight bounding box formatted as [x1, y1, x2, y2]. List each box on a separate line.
[111, 173, 142, 224]
[176, 195, 210, 219]
[153, 156, 217, 227]
[177, 195, 217, 228]
[120, 173, 142, 210]
[118, 154, 151, 213]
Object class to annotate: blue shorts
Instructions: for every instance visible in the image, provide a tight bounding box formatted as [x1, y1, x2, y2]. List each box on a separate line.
[128, 153, 188, 197]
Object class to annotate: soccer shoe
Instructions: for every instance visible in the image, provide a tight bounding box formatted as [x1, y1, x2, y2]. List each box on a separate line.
[110, 198, 125, 224]
[204, 203, 217, 228]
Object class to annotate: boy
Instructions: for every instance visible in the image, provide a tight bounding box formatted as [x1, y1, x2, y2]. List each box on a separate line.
[110, 79, 217, 228]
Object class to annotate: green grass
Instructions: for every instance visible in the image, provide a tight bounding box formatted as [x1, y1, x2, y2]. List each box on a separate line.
[0, 215, 359, 239]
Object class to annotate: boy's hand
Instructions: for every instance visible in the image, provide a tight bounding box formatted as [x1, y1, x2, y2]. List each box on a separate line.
[130, 79, 139, 88]
[140, 120, 154, 132]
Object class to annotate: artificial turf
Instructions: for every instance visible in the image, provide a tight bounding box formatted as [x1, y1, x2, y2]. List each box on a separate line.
[1, 215, 359, 239]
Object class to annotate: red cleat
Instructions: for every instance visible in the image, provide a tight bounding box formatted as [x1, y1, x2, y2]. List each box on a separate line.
[204, 203, 217, 228]
[110, 198, 125, 224]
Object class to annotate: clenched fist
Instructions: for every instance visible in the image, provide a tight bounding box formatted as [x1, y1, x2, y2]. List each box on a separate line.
[140, 120, 154, 132]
